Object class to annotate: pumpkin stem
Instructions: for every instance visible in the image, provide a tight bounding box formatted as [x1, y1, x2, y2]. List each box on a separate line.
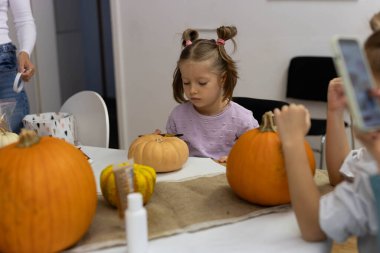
[17, 129, 40, 147]
[259, 111, 277, 132]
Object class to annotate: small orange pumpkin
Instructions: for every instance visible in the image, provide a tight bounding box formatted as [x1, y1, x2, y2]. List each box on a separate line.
[128, 134, 189, 172]
[226, 112, 316, 206]
[0, 129, 97, 253]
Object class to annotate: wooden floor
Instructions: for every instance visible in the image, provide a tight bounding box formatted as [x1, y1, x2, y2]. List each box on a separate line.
[331, 237, 358, 253]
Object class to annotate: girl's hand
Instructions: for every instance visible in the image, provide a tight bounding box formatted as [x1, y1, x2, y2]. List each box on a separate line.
[368, 87, 380, 98]
[217, 156, 228, 163]
[18, 51, 35, 82]
[327, 78, 347, 113]
[274, 104, 311, 145]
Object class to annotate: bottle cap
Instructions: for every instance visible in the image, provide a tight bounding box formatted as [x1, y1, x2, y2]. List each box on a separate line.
[128, 192, 143, 211]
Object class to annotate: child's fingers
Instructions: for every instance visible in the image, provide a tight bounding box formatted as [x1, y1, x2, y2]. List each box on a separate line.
[217, 156, 228, 163]
[369, 87, 380, 98]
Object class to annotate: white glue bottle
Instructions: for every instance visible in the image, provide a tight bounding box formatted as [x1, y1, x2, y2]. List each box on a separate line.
[126, 192, 148, 253]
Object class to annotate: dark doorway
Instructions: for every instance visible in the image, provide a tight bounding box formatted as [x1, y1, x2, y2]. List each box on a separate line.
[53, 0, 118, 148]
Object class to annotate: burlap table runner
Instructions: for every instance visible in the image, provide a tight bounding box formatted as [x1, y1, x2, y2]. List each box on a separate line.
[67, 169, 332, 252]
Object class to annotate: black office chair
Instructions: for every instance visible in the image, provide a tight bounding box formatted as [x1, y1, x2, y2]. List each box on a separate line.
[232, 97, 289, 124]
[286, 56, 353, 168]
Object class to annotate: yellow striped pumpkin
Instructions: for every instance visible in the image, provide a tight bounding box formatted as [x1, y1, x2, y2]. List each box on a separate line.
[100, 163, 156, 207]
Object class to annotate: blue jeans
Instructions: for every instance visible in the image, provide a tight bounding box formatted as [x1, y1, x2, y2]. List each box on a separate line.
[0, 43, 29, 133]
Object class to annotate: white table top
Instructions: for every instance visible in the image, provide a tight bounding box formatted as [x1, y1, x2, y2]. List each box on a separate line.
[81, 146, 331, 253]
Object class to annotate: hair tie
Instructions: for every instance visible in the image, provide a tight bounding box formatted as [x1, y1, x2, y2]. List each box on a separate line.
[185, 40, 192, 46]
[216, 38, 225, 46]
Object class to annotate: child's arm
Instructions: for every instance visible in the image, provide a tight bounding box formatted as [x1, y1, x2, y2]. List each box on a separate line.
[325, 78, 351, 186]
[274, 104, 326, 241]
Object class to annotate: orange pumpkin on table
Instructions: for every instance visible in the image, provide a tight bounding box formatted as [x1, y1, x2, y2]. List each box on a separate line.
[0, 129, 97, 253]
[128, 134, 189, 172]
[226, 111, 316, 206]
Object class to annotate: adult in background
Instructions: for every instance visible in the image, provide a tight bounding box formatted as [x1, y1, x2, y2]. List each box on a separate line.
[0, 0, 36, 133]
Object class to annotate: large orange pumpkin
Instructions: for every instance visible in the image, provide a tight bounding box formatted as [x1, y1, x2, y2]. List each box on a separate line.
[128, 134, 189, 172]
[0, 129, 97, 253]
[226, 112, 316, 206]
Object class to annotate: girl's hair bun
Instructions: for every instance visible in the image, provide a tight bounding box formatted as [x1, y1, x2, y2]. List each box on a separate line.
[370, 12, 380, 32]
[182, 29, 199, 47]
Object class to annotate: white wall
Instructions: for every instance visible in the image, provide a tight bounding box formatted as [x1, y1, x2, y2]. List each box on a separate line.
[22, 0, 61, 113]
[30, 0, 61, 113]
[110, 0, 380, 158]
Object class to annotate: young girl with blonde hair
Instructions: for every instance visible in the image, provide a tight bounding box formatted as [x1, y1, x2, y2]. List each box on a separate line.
[163, 25, 258, 162]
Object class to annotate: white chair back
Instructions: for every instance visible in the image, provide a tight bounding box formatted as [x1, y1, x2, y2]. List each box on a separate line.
[60, 91, 110, 148]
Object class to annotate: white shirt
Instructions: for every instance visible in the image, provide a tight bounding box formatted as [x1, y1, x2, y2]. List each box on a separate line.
[320, 148, 379, 253]
[0, 0, 36, 55]
[340, 148, 378, 180]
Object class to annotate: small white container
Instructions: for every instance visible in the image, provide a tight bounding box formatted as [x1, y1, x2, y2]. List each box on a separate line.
[126, 193, 148, 253]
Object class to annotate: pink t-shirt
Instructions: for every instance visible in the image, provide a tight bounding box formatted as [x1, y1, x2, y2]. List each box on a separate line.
[166, 101, 259, 160]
